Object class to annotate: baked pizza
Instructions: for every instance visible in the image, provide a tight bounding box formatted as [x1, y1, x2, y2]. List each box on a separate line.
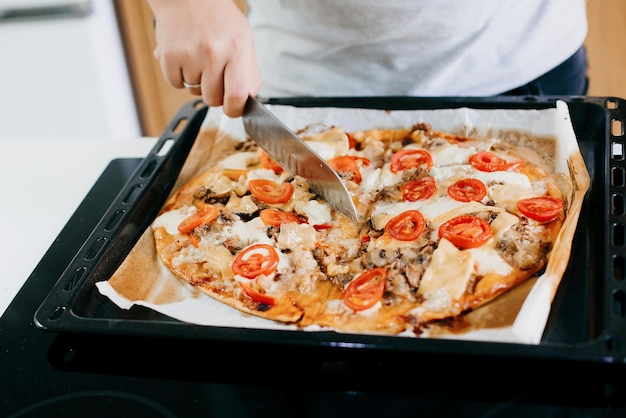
[150, 121, 571, 335]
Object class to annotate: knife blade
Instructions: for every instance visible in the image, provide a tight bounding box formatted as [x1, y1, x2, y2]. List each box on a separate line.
[242, 96, 359, 224]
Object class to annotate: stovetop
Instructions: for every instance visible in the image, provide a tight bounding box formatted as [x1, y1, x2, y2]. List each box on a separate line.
[4, 97, 626, 417]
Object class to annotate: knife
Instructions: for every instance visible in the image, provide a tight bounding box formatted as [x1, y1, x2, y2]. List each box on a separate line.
[242, 96, 359, 224]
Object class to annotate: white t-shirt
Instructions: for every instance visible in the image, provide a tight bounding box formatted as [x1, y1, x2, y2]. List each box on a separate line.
[246, 0, 587, 97]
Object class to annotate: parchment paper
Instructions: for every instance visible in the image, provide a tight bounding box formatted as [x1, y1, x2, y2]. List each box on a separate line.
[97, 100, 590, 344]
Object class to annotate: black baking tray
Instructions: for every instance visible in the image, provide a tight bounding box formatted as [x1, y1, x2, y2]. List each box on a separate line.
[32, 96, 626, 367]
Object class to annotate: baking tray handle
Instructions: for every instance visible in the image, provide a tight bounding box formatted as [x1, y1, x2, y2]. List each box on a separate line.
[34, 100, 208, 330]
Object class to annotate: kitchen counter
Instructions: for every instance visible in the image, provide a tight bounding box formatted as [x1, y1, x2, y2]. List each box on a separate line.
[2, 133, 626, 417]
[0, 0, 140, 140]
[0, 138, 156, 316]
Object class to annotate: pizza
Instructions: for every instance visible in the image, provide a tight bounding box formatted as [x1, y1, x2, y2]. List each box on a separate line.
[150, 120, 572, 335]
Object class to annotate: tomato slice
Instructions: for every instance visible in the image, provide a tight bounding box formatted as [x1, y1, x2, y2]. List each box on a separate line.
[469, 151, 522, 172]
[439, 215, 493, 249]
[343, 267, 386, 311]
[346, 132, 356, 149]
[385, 210, 426, 241]
[248, 179, 294, 204]
[259, 151, 284, 174]
[328, 155, 370, 184]
[401, 176, 437, 201]
[447, 178, 487, 202]
[232, 243, 280, 279]
[177, 206, 219, 234]
[390, 149, 433, 174]
[517, 196, 564, 222]
[259, 208, 305, 227]
[240, 282, 276, 306]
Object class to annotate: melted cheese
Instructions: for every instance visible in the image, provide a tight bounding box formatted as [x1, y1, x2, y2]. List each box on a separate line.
[477, 170, 532, 188]
[152, 207, 194, 235]
[201, 245, 235, 279]
[418, 238, 474, 300]
[378, 163, 404, 188]
[370, 201, 421, 219]
[246, 167, 284, 183]
[430, 165, 476, 183]
[289, 247, 319, 275]
[227, 217, 274, 246]
[220, 151, 257, 169]
[468, 246, 513, 277]
[303, 126, 350, 158]
[277, 223, 318, 250]
[254, 274, 284, 294]
[224, 193, 258, 214]
[298, 200, 332, 225]
[358, 166, 383, 195]
[431, 144, 475, 166]
[305, 140, 337, 160]
[430, 201, 491, 227]
[490, 211, 519, 241]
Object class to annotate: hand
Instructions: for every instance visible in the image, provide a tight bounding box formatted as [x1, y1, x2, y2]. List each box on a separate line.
[147, 0, 262, 117]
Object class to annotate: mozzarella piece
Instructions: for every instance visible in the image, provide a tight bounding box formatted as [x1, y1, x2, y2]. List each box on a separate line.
[476, 170, 532, 188]
[468, 246, 513, 277]
[291, 247, 320, 274]
[430, 201, 493, 228]
[199, 245, 235, 280]
[226, 217, 274, 246]
[203, 174, 240, 196]
[246, 167, 284, 183]
[377, 163, 404, 188]
[224, 193, 259, 214]
[414, 288, 453, 315]
[418, 238, 474, 300]
[431, 144, 475, 166]
[489, 183, 532, 212]
[429, 165, 476, 183]
[358, 166, 383, 195]
[277, 223, 318, 250]
[370, 201, 420, 219]
[152, 207, 194, 235]
[304, 140, 338, 160]
[172, 240, 235, 278]
[489, 211, 519, 241]
[220, 151, 257, 169]
[326, 263, 349, 276]
[303, 126, 350, 157]
[298, 200, 332, 225]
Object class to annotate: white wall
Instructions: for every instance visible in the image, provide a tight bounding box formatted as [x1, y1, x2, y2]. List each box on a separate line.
[0, 0, 140, 139]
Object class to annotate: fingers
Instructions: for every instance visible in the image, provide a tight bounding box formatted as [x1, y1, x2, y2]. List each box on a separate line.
[148, 0, 261, 118]
[221, 41, 262, 118]
[154, 39, 203, 92]
[174, 48, 261, 118]
[181, 68, 203, 96]
[180, 34, 261, 118]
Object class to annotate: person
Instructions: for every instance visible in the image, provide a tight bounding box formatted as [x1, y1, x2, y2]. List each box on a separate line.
[146, 0, 589, 118]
